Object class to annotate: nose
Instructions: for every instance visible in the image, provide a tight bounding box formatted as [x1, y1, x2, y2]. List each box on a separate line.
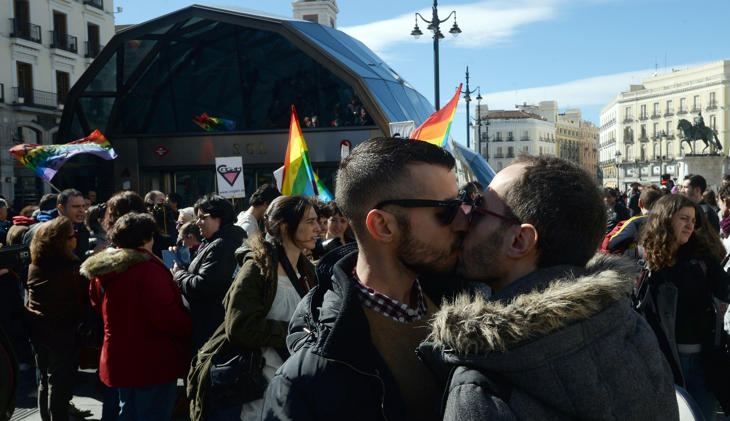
[451, 207, 470, 232]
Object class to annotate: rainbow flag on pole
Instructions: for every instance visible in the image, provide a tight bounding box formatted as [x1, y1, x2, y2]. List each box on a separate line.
[410, 83, 462, 147]
[9, 130, 117, 182]
[281, 106, 332, 202]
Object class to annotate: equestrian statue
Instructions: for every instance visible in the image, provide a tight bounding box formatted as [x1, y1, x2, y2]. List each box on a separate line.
[678, 112, 722, 154]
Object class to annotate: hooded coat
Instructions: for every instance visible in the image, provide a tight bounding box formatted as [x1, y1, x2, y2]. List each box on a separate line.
[81, 248, 191, 387]
[419, 254, 679, 421]
[173, 223, 246, 350]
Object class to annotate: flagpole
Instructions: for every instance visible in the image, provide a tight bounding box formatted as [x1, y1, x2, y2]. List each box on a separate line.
[45, 181, 61, 193]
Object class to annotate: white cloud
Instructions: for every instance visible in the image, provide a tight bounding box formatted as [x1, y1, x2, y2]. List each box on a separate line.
[482, 62, 712, 112]
[339, 0, 559, 56]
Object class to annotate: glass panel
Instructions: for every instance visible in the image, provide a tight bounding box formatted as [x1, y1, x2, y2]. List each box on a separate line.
[68, 113, 85, 141]
[174, 169, 216, 207]
[85, 51, 117, 92]
[123, 39, 157, 84]
[364, 78, 406, 122]
[78, 96, 115, 133]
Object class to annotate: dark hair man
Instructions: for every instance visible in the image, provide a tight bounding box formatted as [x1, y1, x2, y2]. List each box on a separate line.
[628, 182, 641, 216]
[681, 174, 720, 233]
[235, 184, 280, 238]
[604, 187, 630, 234]
[262, 137, 468, 420]
[419, 156, 678, 420]
[55, 189, 90, 257]
[606, 185, 664, 254]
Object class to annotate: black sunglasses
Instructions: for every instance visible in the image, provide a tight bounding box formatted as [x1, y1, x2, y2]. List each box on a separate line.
[462, 194, 521, 225]
[374, 195, 464, 225]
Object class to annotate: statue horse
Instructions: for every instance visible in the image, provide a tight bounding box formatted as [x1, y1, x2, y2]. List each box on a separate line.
[678, 119, 722, 154]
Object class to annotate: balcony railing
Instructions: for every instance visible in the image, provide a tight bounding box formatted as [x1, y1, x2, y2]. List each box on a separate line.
[12, 87, 58, 109]
[507, 136, 514, 142]
[707, 102, 718, 111]
[50, 31, 78, 53]
[506, 152, 515, 158]
[9, 18, 41, 43]
[624, 137, 634, 144]
[493, 137, 502, 142]
[520, 137, 530, 141]
[664, 109, 674, 116]
[651, 113, 661, 119]
[639, 135, 649, 142]
[677, 108, 687, 115]
[623, 118, 633, 124]
[85, 41, 103, 58]
[84, 0, 103, 10]
[691, 107, 701, 113]
[494, 153, 504, 158]
[639, 114, 648, 121]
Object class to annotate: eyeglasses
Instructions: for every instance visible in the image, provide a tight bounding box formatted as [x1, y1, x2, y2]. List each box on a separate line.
[196, 213, 211, 222]
[461, 194, 521, 226]
[374, 196, 464, 225]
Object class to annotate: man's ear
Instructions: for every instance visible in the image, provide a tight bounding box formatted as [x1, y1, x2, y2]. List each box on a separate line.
[365, 209, 397, 244]
[56, 203, 64, 215]
[505, 223, 538, 259]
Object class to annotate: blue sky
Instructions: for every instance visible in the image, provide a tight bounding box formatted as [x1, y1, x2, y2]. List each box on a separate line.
[114, 0, 730, 145]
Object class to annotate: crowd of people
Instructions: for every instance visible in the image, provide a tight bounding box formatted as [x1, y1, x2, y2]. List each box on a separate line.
[2, 136, 730, 420]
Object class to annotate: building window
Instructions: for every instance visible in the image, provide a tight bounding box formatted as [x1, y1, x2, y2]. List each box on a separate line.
[16, 61, 33, 103]
[521, 146, 529, 154]
[496, 146, 503, 157]
[521, 130, 529, 141]
[624, 106, 632, 121]
[693, 95, 700, 111]
[640, 124, 647, 139]
[87, 23, 100, 58]
[496, 132, 502, 141]
[640, 144, 646, 161]
[56, 71, 70, 104]
[654, 142, 660, 159]
[640, 104, 647, 119]
[666, 99, 673, 114]
[680, 98, 687, 113]
[302, 14, 318, 23]
[653, 122, 659, 138]
[666, 141, 673, 158]
[709, 92, 717, 108]
[507, 146, 514, 157]
[507, 131, 514, 141]
[666, 120, 673, 136]
[653, 102, 659, 116]
[626, 145, 633, 160]
[710, 115, 716, 129]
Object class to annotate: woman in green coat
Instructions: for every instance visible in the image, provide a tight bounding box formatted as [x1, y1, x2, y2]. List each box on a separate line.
[188, 195, 320, 421]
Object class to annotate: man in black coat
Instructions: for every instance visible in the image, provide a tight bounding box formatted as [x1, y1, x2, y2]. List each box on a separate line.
[262, 137, 468, 420]
[681, 174, 721, 233]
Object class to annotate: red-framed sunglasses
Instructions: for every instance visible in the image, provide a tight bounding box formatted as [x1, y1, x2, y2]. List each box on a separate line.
[461, 194, 521, 225]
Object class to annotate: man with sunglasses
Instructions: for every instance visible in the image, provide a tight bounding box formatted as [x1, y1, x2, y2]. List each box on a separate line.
[263, 137, 468, 420]
[419, 155, 678, 420]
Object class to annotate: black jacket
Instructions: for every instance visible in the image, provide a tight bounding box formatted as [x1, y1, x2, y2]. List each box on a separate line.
[262, 244, 462, 420]
[174, 224, 246, 351]
[700, 200, 721, 233]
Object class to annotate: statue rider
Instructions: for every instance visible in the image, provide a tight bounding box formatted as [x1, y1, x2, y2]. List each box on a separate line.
[694, 111, 706, 132]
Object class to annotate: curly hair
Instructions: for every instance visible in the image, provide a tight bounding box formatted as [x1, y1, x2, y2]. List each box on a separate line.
[639, 194, 725, 270]
[246, 196, 313, 281]
[30, 216, 76, 264]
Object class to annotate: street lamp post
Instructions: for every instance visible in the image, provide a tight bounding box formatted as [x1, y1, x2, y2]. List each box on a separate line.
[476, 89, 485, 157]
[615, 150, 622, 190]
[410, 0, 461, 109]
[463, 66, 479, 150]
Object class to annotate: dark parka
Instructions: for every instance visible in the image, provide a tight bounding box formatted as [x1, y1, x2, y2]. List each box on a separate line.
[262, 245, 462, 421]
[187, 242, 316, 421]
[174, 224, 246, 350]
[419, 254, 679, 421]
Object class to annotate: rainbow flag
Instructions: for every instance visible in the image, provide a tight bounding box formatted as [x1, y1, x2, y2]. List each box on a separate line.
[9, 130, 117, 182]
[410, 83, 462, 147]
[281, 106, 332, 202]
[193, 113, 236, 132]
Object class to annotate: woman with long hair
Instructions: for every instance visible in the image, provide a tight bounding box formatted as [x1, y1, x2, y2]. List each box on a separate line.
[81, 212, 191, 420]
[26, 216, 86, 420]
[639, 194, 730, 420]
[188, 195, 319, 421]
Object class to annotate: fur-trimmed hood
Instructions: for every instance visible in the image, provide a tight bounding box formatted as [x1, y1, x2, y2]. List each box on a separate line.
[80, 248, 150, 279]
[419, 254, 678, 420]
[428, 253, 637, 355]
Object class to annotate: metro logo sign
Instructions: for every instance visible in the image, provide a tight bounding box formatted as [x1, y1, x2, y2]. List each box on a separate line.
[154, 146, 169, 157]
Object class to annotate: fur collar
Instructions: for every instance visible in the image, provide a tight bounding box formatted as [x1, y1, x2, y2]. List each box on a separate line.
[428, 254, 637, 355]
[80, 248, 150, 279]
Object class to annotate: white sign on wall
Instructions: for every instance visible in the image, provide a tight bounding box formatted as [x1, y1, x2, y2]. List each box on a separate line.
[215, 156, 245, 198]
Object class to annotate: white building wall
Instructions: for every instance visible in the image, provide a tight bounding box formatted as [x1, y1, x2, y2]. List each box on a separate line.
[0, 0, 115, 203]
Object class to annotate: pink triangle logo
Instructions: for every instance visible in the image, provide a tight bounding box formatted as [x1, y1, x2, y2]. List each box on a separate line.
[217, 164, 241, 186]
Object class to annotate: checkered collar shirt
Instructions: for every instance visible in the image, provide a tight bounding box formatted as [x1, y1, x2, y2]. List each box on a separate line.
[351, 267, 428, 323]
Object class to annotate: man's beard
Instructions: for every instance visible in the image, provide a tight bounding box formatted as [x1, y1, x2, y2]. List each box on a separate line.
[397, 216, 463, 275]
[457, 222, 509, 282]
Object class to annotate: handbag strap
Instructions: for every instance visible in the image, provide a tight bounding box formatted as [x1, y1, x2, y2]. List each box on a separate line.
[276, 244, 311, 298]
